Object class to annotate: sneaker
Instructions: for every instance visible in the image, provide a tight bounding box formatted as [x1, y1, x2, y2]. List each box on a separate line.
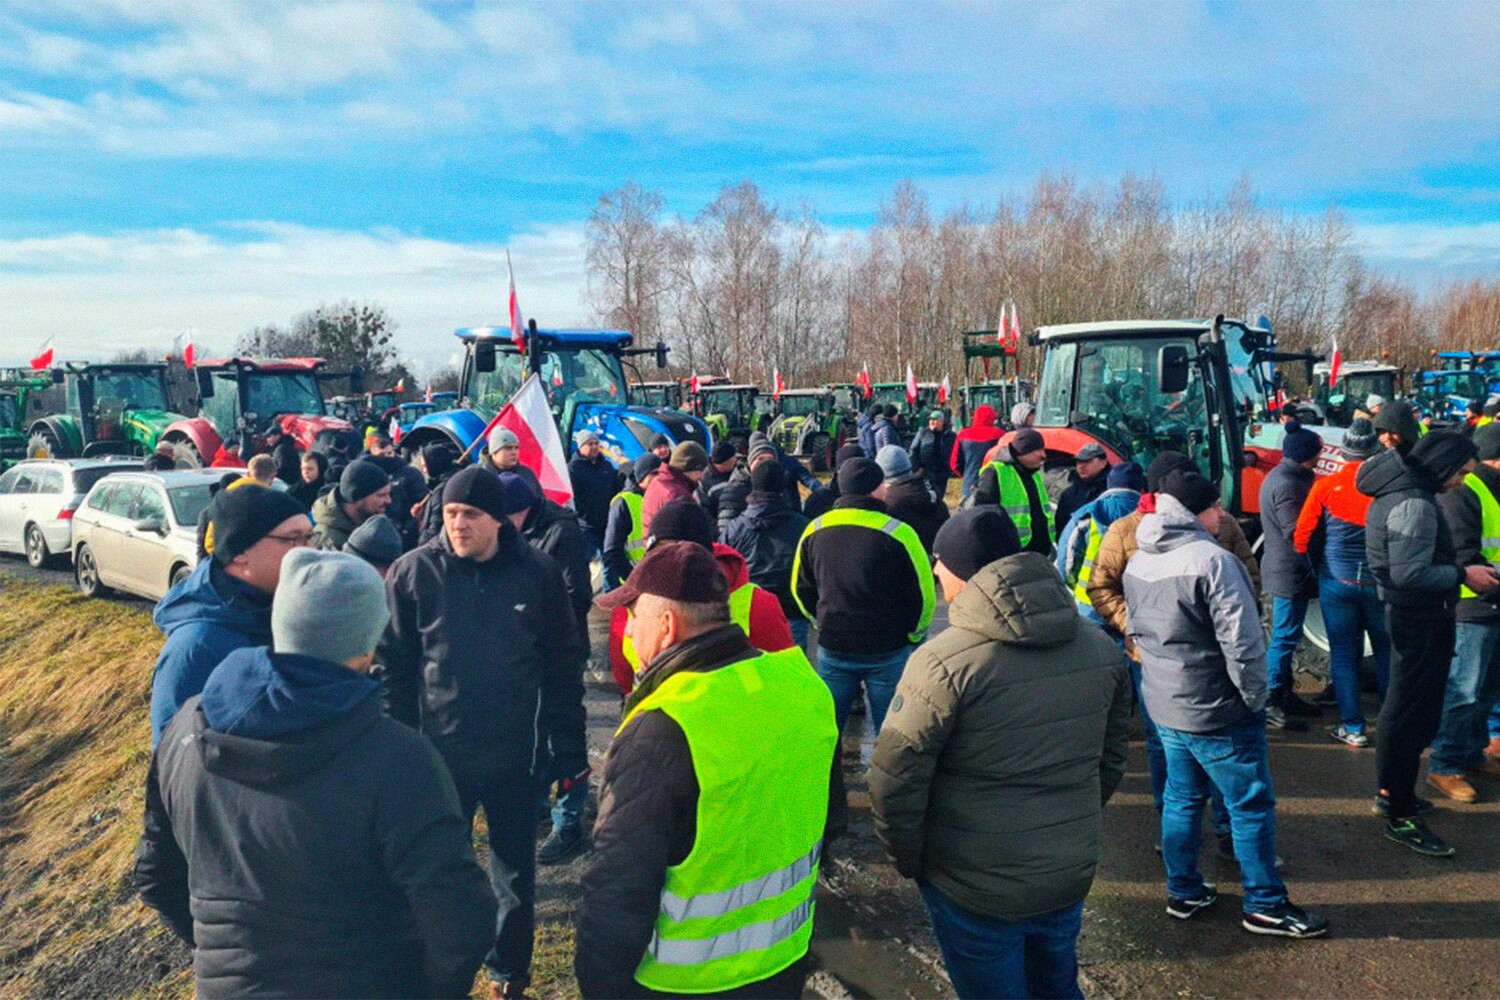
[1280, 691, 1323, 718]
[1371, 792, 1435, 817]
[1214, 832, 1285, 870]
[1266, 704, 1309, 732]
[537, 826, 588, 865]
[1465, 758, 1500, 781]
[1426, 772, 1478, 803]
[1242, 902, 1329, 938]
[1166, 884, 1218, 920]
[1384, 816, 1455, 857]
[1328, 724, 1370, 748]
[489, 981, 529, 1000]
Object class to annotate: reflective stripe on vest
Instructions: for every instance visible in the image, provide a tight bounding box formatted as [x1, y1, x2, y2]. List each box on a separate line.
[623, 581, 758, 673]
[1070, 519, 1104, 613]
[790, 507, 936, 643]
[985, 460, 1052, 550]
[1460, 472, 1500, 599]
[614, 490, 647, 562]
[618, 647, 837, 993]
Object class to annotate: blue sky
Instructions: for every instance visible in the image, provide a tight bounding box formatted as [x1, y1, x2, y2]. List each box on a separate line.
[3, 0, 1500, 372]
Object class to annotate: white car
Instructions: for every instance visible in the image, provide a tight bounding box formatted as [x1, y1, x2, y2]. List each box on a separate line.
[0, 458, 141, 567]
[71, 469, 222, 601]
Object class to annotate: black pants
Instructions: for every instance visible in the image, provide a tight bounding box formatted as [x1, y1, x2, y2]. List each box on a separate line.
[1377, 603, 1456, 818]
[451, 768, 537, 989]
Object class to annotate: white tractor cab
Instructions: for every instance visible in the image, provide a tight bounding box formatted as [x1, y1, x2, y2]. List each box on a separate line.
[1303, 360, 1402, 429]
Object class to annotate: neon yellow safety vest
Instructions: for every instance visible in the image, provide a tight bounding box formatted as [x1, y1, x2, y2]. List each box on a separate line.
[623, 582, 758, 674]
[618, 647, 837, 994]
[1460, 472, 1500, 599]
[985, 460, 1052, 550]
[614, 490, 647, 564]
[789, 507, 935, 644]
[1480, 416, 1493, 429]
[1069, 518, 1104, 614]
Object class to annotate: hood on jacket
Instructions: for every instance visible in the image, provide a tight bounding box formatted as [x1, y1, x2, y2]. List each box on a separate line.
[970, 404, 997, 429]
[523, 496, 579, 536]
[741, 494, 793, 521]
[947, 551, 1079, 649]
[201, 646, 377, 740]
[712, 541, 750, 589]
[1356, 448, 1431, 498]
[153, 558, 272, 638]
[1136, 493, 1211, 554]
[1085, 487, 1141, 528]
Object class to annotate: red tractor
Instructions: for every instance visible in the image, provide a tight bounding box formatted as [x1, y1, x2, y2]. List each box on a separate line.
[162, 357, 363, 467]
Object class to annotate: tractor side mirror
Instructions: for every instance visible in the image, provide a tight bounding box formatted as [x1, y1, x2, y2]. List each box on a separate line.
[196, 368, 214, 399]
[348, 366, 365, 393]
[655, 341, 669, 369]
[1159, 345, 1191, 395]
[475, 341, 497, 373]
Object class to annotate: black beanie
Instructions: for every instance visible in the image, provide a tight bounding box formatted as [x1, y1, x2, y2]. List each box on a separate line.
[1474, 423, 1500, 462]
[933, 507, 1021, 581]
[1160, 470, 1218, 515]
[210, 486, 310, 565]
[1409, 430, 1477, 487]
[422, 442, 456, 478]
[1373, 399, 1421, 445]
[711, 440, 738, 464]
[496, 471, 540, 515]
[340, 459, 391, 504]
[838, 457, 883, 496]
[647, 498, 715, 550]
[835, 442, 864, 465]
[1146, 451, 1197, 493]
[750, 458, 786, 495]
[440, 465, 508, 522]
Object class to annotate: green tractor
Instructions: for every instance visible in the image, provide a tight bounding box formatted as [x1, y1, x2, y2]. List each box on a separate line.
[688, 382, 767, 453]
[767, 388, 845, 471]
[26, 363, 188, 460]
[633, 380, 684, 410]
[959, 328, 1029, 427]
[0, 371, 52, 469]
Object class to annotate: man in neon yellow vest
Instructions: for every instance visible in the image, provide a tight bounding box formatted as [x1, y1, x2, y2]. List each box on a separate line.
[1429, 423, 1500, 802]
[578, 543, 837, 999]
[602, 454, 661, 590]
[971, 427, 1055, 556]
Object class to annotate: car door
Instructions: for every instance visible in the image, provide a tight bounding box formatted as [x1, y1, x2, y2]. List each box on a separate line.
[91, 483, 141, 589]
[120, 484, 170, 597]
[0, 466, 22, 553]
[2, 467, 41, 555]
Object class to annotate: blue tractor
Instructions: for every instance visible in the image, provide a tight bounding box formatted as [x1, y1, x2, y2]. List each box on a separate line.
[401, 326, 711, 467]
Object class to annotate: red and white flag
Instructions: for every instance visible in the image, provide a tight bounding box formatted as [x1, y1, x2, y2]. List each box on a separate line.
[1008, 301, 1022, 348]
[939, 374, 951, 405]
[183, 341, 195, 368]
[1328, 338, 1341, 389]
[387, 415, 402, 445]
[474, 374, 573, 507]
[507, 250, 526, 356]
[425, 383, 434, 404]
[395, 377, 405, 396]
[773, 366, 784, 398]
[691, 372, 701, 395]
[858, 363, 872, 399]
[30, 337, 54, 371]
[905, 363, 918, 406]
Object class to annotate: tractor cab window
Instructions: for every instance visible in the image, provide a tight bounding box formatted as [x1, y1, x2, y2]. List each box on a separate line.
[1225, 336, 1271, 421]
[91, 370, 167, 411]
[244, 373, 323, 419]
[0, 395, 17, 430]
[202, 373, 240, 433]
[779, 395, 822, 417]
[468, 346, 627, 419]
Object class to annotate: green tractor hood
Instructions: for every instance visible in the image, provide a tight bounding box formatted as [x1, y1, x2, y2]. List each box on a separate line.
[121, 408, 183, 452]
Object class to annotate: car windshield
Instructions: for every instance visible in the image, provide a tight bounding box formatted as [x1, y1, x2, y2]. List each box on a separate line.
[779, 395, 822, 417]
[244, 372, 324, 417]
[90, 369, 167, 410]
[468, 346, 627, 418]
[168, 483, 214, 526]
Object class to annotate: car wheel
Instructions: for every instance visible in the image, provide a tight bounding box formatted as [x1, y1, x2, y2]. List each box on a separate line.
[74, 543, 108, 598]
[170, 562, 192, 589]
[24, 523, 51, 568]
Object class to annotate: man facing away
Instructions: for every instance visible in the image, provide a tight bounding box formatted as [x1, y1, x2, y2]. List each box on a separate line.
[577, 542, 837, 999]
[870, 507, 1130, 999]
[1259, 422, 1325, 726]
[136, 549, 496, 999]
[376, 464, 587, 998]
[1124, 470, 1328, 939]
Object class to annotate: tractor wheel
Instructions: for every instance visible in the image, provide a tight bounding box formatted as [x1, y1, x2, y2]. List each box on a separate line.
[164, 435, 204, 468]
[810, 433, 831, 473]
[27, 427, 65, 460]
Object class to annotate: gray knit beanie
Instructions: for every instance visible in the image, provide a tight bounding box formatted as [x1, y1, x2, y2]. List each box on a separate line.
[272, 549, 391, 664]
[875, 444, 912, 481]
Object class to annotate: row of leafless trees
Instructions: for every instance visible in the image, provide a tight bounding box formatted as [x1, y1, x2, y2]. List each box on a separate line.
[585, 174, 1500, 390]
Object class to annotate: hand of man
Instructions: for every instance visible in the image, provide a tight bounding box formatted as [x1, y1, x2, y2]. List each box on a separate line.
[1464, 564, 1500, 593]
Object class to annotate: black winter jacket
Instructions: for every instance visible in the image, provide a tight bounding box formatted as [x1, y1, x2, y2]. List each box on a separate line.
[569, 453, 623, 543]
[1357, 448, 1463, 608]
[602, 485, 643, 590]
[909, 426, 955, 492]
[376, 524, 588, 778]
[417, 468, 457, 546]
[136, 648, 495, 999]
[1258, 458, 1316, 600]
[1053, 469, 1107, 539]
[520, 497, 594, 628]
[883, 473, 950, 554]
[1439, 461, 1500, 624]
[721, 494, 811, 621]
[711, 465, 752, 535]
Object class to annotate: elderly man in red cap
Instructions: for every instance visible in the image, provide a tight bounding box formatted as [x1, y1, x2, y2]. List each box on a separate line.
[577, 541, 837, 1000]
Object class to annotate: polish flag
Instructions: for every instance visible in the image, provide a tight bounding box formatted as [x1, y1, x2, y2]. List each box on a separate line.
[1328, 338, 1341, 389]
[30, 337, 54, 371]
[773, 366, 784, 398]
[1008, 301, 1022, 349]
[939, 374, 951, 405]
[183, 341, 195, 368]
[858, 363, 872, 399]
[395, 377, 405, 396]
[507, 250, 526, 355]
[474, 373, 573, 507]
[691, 372, 701, 395]
[905, 364, 918, 406]
[425, 383, 433, 404]
[388, 415, 403, 445]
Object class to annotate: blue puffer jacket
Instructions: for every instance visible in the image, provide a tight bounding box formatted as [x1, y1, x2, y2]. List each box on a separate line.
[150, 559, 274, 746]
[1056, 488, 1141, 625]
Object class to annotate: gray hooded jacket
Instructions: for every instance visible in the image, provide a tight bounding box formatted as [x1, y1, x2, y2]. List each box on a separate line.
[1123, 494, 1267, 733]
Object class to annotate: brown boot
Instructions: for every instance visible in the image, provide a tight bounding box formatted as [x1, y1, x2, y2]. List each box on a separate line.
[1426, 772, 1478, 803]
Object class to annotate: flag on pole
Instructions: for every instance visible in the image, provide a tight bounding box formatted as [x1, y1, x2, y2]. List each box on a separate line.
[425, 383, 434, 405]
[939, 374, 951, 405]
[905, 364, 918, 406]
[1009, 301, 1022, 349]
[507, 250, 526, 356]
[773, 366, 784, 398]
[858, 363, 872, 399]
[183, 340, 196, 368]
[691, 372, 701, 395]
[387, 415, 402, 445]
[491, 374, 573, 507]
[29, 337, 54, 371]
[1328, 337, 1341, 389]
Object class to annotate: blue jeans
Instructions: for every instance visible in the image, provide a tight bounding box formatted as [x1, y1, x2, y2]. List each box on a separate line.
[1266, 595, 1309, 697]
[1157, 719, 1288, 914]
[816, 645, 914, 734]
[918, 882, 1084, 1000]
[1430, 621, 1500, 774]
[547, 775, 588, 833]
[1318, 575, 1391, 733]
[1129, 662, 1229, 836]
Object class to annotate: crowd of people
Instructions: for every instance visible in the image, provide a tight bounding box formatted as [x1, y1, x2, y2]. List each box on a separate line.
[127, 400, 1500, 999]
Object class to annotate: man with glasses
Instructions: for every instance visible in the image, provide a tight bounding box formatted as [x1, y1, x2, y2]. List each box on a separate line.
[149, 487, 312, 745]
